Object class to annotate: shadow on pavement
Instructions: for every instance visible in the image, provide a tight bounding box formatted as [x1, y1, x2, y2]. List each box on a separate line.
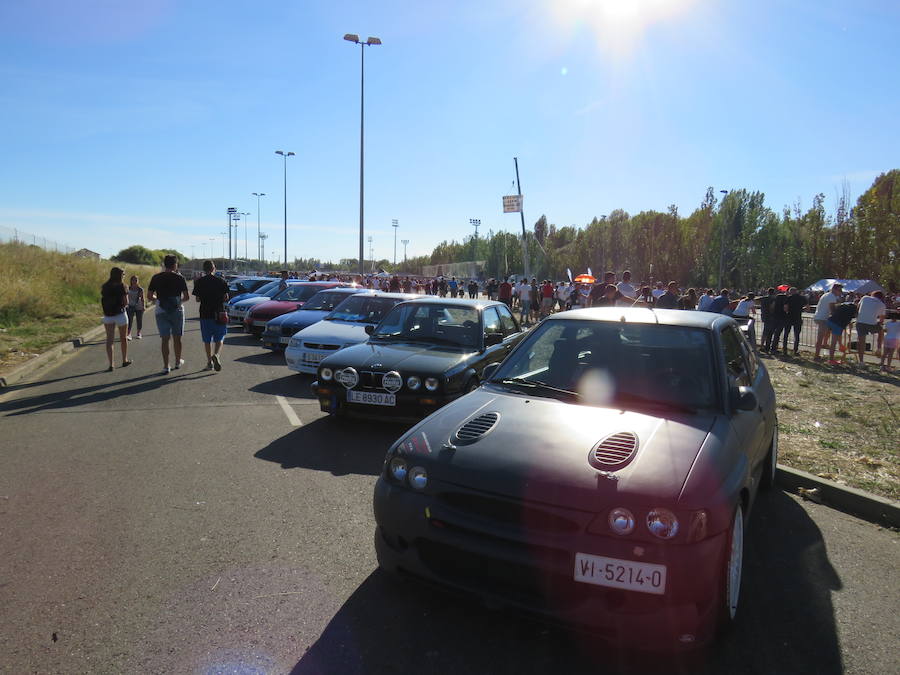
[249, 374, 316, 400]
[254, 417, 404, 476]
[290, 490, 842, 675]
[234, 352, 283, 365]
[1, 372, 181, 416]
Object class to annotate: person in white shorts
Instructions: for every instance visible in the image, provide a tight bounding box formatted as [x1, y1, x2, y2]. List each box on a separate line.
[879, 311, 900, 372]
[100, 267, 131, 372]
[813, 283, 842, 360]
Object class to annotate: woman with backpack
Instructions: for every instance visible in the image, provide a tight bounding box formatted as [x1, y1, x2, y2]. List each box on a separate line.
[100, 267, 132, 372]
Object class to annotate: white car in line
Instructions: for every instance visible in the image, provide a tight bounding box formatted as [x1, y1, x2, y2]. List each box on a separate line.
[285, 291, 419, 374]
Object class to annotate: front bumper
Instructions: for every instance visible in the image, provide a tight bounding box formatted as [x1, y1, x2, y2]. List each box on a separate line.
[372, 477, 726, 648]
[312, 383, 454, 423]
[261, 330, 293, 350]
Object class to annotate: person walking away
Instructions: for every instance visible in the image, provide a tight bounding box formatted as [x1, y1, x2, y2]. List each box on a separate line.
[826, 300, 857, 365]
[696, 288, 715, 311]
[148, 255, 190, 374]
[814, 282, 843, 360]
[126, 275, 145, 340]
[556, 282, 569, 311]
[193, 260, 230, 371]
[782, 287, 807, 355]
[855, 291, 886, 366]
[879, 311, 900, 372]
[530, 278, 541, 317]
[616, 270, 637, 300]
[518, 278, 532, 325]
[759, 288, 776, 353]
[655, 281, 681, 309]
[100, 267, 131, 372]
[708, 289, 731, 314]
[766, 288, 789, 353]
[498, 278, 512, 308]
[468, 279, 478, 299]
[540, 280, 554, 318]
[448, 277, 459, 298]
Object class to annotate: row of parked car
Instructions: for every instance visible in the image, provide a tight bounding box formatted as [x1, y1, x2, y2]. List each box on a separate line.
[224, 276, 779, 651]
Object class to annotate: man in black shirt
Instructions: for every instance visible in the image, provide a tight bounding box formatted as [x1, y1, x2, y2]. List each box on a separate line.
[590, 284, 619, 307]
[782, 287, 807, 355]
[766, 289, 789, 354]
[148, 255, 190, 373]
[759, 287, 777, 352]
[655, 281, 681, 309]
[193, 260, 230, 371]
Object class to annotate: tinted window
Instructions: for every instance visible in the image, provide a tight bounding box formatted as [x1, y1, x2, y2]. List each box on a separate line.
[276, 285, 327, 302]
[327, 296, 402, 323]
[483, 307, 501, 335]
[372, 303, 480, 347]
[493, 319, 717, 410]
[303, 290, 353, 311]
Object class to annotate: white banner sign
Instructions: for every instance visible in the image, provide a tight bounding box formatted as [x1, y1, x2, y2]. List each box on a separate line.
[502, 195, 523, 213]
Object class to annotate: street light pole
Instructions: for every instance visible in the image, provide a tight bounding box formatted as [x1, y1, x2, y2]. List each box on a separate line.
[252, 192, 266, 264]
[401, 239, 409, 265]
[469, 218, 481, 261]
[275, 150, 294, 270]
[240, 212, 251, 264]
[259, 232, 268, 270]
[344, 33, 382, 278]
[718, 189, 729, 289]
[392, 219, 398, 266]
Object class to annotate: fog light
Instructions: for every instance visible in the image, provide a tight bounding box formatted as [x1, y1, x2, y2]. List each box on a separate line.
[337, 367, 358, 389]
[646, 508, 679, 539]
[608, 507, 635, 535]
[320, 367, 333, 381]
[389, 457, 408, 482]
[425, 377, 439, 391]
[407, 376, 421, 390]
[408, 466, 428, 490]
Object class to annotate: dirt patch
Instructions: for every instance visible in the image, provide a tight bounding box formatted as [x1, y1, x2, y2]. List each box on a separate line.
[766, 353, 899, 500]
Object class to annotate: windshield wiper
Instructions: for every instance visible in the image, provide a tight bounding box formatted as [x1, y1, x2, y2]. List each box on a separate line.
[498, 378, 580, 399]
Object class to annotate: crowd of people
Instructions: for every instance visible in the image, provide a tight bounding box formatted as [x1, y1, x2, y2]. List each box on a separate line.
[102, 262, 897, 374]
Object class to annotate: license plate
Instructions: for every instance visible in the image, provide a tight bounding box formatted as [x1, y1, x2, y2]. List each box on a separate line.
[279, 336, 291, 344]
[302, 352, 325, 364]
[347, 390, 395, 406]
[574, 553, 666, 595]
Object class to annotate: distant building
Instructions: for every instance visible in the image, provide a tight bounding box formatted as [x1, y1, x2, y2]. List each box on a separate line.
[72, 248, 101, 260]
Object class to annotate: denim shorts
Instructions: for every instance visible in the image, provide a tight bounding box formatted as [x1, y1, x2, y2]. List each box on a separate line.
[826, 320, 845, 337]
[200, 318, 227, 343]
[155, 308, 184, 337]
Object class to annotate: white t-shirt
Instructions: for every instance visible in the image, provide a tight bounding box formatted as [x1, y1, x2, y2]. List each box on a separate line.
[814, 292, 839, 320]
[519, 284, 531, 303]
[617, 282, 637, 299]
[733, 299, 754, 317]
[651, 288, 666, 299]
[856, 296, 886, 325]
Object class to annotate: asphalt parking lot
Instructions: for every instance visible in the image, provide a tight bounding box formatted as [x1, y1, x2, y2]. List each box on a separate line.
[0, 305, 897, 674]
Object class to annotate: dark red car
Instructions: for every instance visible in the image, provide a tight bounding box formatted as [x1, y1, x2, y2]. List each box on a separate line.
[243, 282, 347, 334]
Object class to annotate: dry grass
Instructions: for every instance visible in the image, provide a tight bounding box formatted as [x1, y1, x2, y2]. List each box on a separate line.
[0, 242, 156, 371]
[766, 353, 899, 500]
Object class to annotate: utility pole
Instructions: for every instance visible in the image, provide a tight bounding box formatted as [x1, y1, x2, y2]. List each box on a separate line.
[252, 192, 266, 264]
[514, 158, 529, 279]
[392, 219, 399, 266]
[367, 235, 374, 272]
[259, 232, 268, 271]
[469, 218, 481, 262]
[401, 239, 409, 265]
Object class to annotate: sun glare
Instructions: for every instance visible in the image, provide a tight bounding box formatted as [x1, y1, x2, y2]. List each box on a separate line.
[548, 0, 700, 55]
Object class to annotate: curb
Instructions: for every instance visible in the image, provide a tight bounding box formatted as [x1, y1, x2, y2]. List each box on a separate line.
[776, 464, 900, 528]
[0, 324, 107, 388]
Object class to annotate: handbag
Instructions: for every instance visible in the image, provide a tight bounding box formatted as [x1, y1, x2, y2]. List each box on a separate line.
[216, 311, 228, 325]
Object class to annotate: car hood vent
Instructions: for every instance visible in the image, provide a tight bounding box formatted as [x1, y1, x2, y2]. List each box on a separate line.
[589, 431, 639, 471]
[453, 412, 500, 444]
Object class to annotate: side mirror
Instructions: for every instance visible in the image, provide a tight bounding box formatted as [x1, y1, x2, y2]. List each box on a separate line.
[485, 332, 503, 347]
[364, 325, 375, 335]
[483, 362, 500, 381]
[731, 385, 758, 412]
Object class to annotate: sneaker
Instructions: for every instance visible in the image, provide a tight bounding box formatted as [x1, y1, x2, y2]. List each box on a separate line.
[126, 335, 133, 341]
[174, 359, 185, 370]
[211, 354, 222, 372]
[106, 365, 114, 372]
[136, 333, 142, 339]
[122, 360, 133, 367]
[204, 362, 214, 371]
[162, 365, 171, 374]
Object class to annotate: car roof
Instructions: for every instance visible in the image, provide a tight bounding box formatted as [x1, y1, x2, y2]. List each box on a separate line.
[393, 296, 503, 310]
[351, 291, 421, 300]
[547, 307, 735, 330]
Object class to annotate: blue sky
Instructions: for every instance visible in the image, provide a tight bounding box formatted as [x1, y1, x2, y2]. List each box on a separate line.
[1, 0, 897, 264]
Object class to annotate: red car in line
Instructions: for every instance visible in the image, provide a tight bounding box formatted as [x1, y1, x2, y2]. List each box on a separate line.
[243, 282, 349, 335]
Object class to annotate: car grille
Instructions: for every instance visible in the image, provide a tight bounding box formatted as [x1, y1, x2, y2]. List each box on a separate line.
[303, 342, 341, 351]
[454, 412, 499, 444]
[359, 370, 385, 389]
[436, 492, 580, 534]
[589, 431, 639, 470]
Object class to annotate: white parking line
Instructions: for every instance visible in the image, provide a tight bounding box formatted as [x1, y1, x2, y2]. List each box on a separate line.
[275, 395, 302, 426]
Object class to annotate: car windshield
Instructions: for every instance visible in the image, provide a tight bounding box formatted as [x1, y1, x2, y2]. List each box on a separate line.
[371, 303, 480, 348]
[326, 296, 403, 323]
[491, 319, 718, 410]
[274, 285, 325, 302]
[302, 290, 352, 311]
[255, 281, 283, 297]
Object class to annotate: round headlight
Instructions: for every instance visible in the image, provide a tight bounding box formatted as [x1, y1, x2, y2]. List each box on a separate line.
[608, 507, 635, 535]
[389, 457, 408, 482]
[646, 508, 679, 539]
[407, 376, 421, 390]
[408, 465, 428, 490]
[337, 367, 359, 389]
[320, 367, 333, 381]
[382, 371, 402, 393]
[424, 377, 439, 391]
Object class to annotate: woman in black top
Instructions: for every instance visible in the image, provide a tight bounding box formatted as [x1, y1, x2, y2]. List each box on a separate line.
[101, 267, 131, 372]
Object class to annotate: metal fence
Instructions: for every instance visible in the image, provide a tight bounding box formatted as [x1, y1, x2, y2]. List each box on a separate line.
[0, 225, 77, 255]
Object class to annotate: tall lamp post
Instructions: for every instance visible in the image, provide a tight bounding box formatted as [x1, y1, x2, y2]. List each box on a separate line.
[259, 232, 268, 270]
[401, 239, 409, 265]
[219, 232, 227, 262]
[469, 218, 481, 262]
[718, 189, 729, 289]
[392, 219, 399, 266]
[240, 212, 251, 264]
[252, 192, 266, 263]
[344, 33, 382, 277]
[275, 150, 294, 270]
